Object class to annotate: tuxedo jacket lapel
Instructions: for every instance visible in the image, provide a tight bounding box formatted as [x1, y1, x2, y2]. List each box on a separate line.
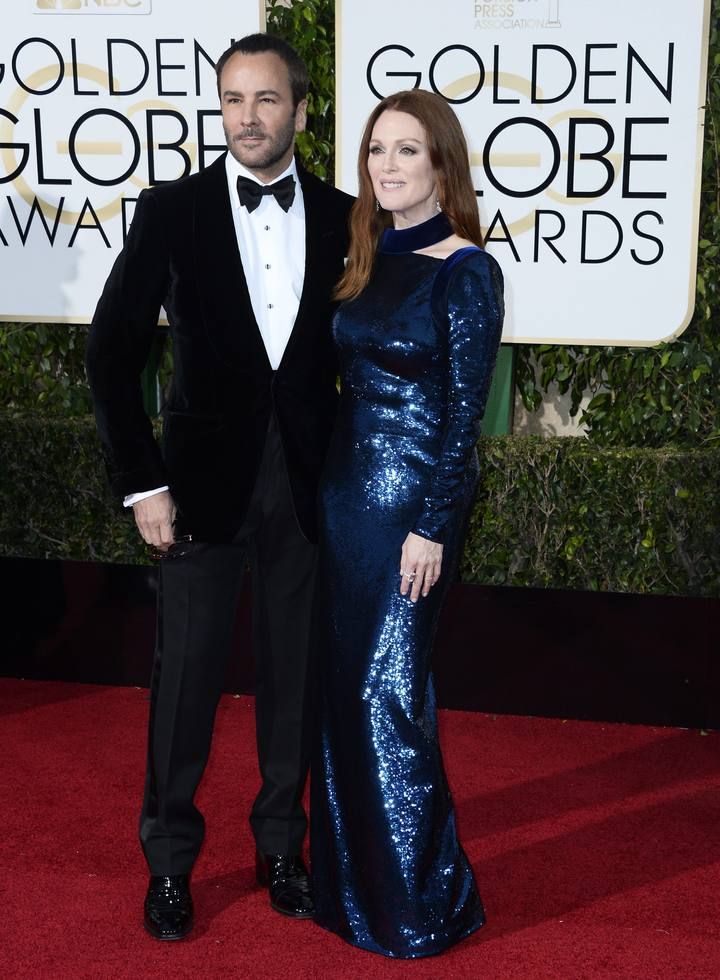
[193, 156, 272, 371]
[279, 165, 334, 369]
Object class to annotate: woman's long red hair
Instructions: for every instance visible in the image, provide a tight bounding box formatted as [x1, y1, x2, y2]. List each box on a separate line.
[335, 89, 484, 301]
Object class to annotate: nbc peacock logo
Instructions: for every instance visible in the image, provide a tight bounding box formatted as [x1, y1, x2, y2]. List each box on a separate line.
[35, 0, 152, 12]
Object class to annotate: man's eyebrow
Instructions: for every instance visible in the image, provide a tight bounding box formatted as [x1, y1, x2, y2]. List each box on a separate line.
[222, 88, 283, 98]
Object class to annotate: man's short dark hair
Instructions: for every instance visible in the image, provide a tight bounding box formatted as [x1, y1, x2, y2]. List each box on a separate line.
[216, 33, 309, 108]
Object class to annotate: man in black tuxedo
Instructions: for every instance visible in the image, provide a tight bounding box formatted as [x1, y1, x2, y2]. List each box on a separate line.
[86, 33, 353, 941]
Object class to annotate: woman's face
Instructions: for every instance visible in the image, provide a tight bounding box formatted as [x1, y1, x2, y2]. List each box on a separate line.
[367, 109, 438, 228]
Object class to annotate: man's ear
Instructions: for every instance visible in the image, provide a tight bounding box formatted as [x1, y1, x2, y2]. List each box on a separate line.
[295, 99, 308, 134]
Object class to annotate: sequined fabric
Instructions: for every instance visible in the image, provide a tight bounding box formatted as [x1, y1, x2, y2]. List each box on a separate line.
[311, 244, 504, 958]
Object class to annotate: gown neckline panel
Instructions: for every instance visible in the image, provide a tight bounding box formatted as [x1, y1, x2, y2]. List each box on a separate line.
[379, 212, 453, 254]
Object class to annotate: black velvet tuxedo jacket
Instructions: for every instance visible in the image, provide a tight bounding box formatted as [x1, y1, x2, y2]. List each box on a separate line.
[86, 155, 354, 542]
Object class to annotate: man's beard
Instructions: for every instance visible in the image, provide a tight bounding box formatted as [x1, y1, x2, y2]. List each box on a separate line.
[224, 112, 297, 174]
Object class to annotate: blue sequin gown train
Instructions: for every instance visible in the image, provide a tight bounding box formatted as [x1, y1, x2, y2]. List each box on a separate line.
[311, 215, 504, 958]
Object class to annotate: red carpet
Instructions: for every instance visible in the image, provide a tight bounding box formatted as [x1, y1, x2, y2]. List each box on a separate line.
[1, 678, 719, 979]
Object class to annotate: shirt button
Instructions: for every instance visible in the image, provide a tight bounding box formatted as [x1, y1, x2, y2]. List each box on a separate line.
[265, 264, 271, 270]
[264, 225, 270, 231]
[268, 304, 273, 309]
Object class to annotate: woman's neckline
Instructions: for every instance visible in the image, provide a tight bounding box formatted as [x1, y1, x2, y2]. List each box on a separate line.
[379, 212, 454, 255]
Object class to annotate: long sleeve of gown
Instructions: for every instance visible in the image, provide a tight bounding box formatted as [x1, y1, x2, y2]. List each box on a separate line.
[411, 249, 504, 544]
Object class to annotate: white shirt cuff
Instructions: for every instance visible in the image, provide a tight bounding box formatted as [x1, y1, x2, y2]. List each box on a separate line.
[123, 486, 170, 508]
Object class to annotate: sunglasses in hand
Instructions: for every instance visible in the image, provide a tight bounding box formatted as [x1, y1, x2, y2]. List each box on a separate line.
[148, 534, 194, 562]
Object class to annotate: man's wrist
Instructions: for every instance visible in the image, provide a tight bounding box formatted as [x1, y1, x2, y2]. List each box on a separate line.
[123, 486, 170, 508]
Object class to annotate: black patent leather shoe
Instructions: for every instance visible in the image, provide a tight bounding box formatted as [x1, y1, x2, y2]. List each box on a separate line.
[144, 874, 194, 941]
[256, 852, 314, 918]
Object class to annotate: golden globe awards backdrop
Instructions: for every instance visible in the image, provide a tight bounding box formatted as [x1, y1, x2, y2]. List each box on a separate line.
[1, 0, 264, 322]
[337, 0, 712, 346]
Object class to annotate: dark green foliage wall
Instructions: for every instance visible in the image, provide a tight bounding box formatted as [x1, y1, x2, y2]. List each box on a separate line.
[1, 413, 717, 597]
[464, 438, 720, 596]
[0, 323, 90, 417]
[0, 415, 141, 564]
[267, 0, 336, 181]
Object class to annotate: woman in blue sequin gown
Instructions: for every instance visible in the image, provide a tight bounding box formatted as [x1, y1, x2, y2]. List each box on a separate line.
[311, 90, 504, 958]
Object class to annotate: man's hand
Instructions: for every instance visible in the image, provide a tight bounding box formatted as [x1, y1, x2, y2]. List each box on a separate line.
[133, 491, 176, 551]
[399, 531, 443, 603]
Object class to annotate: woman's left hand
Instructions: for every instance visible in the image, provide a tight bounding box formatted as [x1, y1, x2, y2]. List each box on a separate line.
[399, 532, 443, 603]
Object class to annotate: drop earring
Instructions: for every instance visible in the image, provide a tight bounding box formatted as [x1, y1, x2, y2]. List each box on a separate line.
[435, 199, 442, 213]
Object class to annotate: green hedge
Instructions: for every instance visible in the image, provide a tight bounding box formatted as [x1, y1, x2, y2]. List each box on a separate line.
[2, 413, 717, 597]
[0, 414, 144, 564]
[464, 438, 720, 596]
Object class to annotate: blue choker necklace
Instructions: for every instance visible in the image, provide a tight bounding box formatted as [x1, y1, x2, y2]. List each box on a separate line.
[379, 212, 453, 254]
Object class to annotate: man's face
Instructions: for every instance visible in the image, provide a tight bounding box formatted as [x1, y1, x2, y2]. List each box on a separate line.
[220, 51, 307, 183]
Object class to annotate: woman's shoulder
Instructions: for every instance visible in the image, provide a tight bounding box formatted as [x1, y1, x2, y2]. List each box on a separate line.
[446, 241, 500, 270]
[438, 244, 503, 293]
[430, 242, 504, 322]
[420, 234, 501, 277]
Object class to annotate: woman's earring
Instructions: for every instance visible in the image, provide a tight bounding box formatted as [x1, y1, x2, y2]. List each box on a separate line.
[435, 199, 442, 213]
[376, 200, 380, 212]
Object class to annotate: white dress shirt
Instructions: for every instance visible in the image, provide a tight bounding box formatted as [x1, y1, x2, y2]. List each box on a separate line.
[124, 153, 306, 508]
[227, 153, 305, 369]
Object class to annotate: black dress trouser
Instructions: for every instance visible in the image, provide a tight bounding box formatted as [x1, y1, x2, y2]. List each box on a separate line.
[139, 417, 318, 875]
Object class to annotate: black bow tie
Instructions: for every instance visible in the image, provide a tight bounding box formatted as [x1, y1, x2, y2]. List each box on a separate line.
[236, 174, 296, 213]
